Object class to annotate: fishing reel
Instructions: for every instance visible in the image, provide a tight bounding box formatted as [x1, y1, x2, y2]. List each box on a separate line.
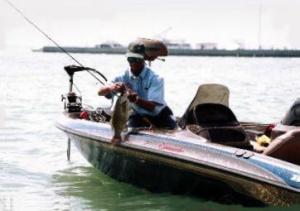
[61, 92, 82, 113]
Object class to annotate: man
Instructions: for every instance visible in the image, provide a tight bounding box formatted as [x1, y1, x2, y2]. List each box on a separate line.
[98, 51, 176, 130]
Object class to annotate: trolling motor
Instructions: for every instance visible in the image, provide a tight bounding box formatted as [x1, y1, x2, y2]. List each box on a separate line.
[61, 92, 82, 113]
[61, 65, 108, 113]
[61, 65, 85, 113]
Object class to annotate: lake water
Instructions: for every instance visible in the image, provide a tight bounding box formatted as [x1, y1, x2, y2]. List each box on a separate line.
[1, 50, 300, 210]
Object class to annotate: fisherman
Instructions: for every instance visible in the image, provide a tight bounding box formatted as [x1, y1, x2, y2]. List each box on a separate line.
[98, 50, 176, 130]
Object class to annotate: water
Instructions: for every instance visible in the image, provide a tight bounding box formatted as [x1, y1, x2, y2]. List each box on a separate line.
[1, 50, 300, 210]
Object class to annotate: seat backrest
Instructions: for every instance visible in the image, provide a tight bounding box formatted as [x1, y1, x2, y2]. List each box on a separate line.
[263, 129, 300, 165]
[193, 84, 229, 106]
[194, 103, 239, 127]
[178, 83, 229, 128]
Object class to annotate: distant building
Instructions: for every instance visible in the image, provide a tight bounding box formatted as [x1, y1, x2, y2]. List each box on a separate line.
[195, 42, 218, 50]
[95, 41, 124, 48]
[162, 39, 192, 49]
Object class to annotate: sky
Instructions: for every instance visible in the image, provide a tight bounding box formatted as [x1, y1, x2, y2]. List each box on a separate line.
[1, 0, 300, 50]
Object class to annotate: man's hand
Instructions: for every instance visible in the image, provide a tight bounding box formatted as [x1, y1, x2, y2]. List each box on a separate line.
[126, 88, 155, 111]
[127, 89, 138, 103]
[98, 82, 126, 96]
[111, 82, 126, 93]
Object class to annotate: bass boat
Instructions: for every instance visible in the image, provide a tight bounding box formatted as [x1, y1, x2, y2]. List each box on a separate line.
[56, 65, 300, 207]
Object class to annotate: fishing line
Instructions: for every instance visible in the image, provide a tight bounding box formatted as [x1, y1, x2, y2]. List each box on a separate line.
[3, 0, 107, 85]
[73, 83, 82, 95]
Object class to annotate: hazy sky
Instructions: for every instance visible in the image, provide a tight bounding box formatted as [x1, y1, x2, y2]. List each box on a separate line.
[1, 0, 300, 49]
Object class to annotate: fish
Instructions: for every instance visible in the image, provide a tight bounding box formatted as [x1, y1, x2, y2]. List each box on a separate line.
[110, 92, 129, 145]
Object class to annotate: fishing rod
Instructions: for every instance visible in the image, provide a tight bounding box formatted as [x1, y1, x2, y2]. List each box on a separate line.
[3, 0, 107, 85]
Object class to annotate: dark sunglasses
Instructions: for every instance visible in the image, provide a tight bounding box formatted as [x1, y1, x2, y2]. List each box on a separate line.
[127, 57, 143, 63]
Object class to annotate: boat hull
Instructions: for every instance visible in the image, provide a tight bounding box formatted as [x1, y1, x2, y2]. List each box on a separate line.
[69, 132, 265, 206]
[57, 116, 300, 206]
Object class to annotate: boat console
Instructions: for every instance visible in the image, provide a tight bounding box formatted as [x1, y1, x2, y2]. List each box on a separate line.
[282, 98, 300, 126]
[259, 99, 300, 165]
[271, 99, 300, 139]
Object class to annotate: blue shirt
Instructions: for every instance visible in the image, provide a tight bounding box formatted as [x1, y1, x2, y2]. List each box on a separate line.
[112, 66, 166, 116]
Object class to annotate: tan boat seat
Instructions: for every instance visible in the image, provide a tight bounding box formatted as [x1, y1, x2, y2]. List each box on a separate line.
[263, 129, 300, 165]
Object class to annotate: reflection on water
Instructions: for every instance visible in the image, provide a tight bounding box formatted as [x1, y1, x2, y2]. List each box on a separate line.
[53, 166, 228, 211]
[1, 51, 300, 210]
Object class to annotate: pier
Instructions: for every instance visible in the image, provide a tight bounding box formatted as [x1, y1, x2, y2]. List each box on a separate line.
[41, 46, 300, 57]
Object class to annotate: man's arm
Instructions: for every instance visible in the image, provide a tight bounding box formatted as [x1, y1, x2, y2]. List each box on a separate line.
[128, 75, 165, 112]
[98, 82, 125, 96]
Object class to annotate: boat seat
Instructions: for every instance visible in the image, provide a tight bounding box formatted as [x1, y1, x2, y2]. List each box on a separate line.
[195, 126, 252, 149]
[263, 129, 300, 165]
[193, 103, 239, 127]
[192, 103, 253, 150]
[178, 83, 229, 128]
